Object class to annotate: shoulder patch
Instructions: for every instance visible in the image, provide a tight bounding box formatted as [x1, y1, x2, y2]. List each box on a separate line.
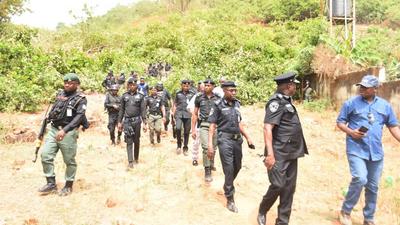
[269, 101, 279, 113]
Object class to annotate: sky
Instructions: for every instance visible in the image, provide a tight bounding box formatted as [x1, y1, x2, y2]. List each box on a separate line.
[11, 0, 138, 30]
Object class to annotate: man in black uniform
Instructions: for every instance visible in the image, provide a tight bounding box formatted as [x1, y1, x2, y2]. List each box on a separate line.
[102, 70, 116, 90]
[172, 79, 195, 155]
[191, 79, 220, 182]
[145, 86, 166, 145]
[118, 78, 147, 168]
[156, 82, 172, 132]
[38, 73, 87, 196]
[208, 81, 254, 213]
[104, 84, 122, 145]
[257, 72, 308, 225]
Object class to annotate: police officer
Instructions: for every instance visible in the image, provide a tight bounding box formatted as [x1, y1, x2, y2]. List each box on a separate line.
[102, 70, 116, 90]
[207, 81, 254, 213]
[145, 86, 166, 145]
[191, 79, 219, 182]
[257, 72, 308, 225]
[117, 72, 126, 86]
[156, 82, 172, 132]
[38, 73, 87, 197]
[104, 84, 122, 145]
[118, 78, 147, 168]
[172, 79, 195, 155]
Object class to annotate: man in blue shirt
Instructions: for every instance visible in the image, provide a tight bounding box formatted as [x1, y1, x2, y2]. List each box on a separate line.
[336, 75, 400, 225]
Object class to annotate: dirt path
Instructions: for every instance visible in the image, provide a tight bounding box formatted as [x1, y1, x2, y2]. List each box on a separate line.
[0, 94, 399, 225]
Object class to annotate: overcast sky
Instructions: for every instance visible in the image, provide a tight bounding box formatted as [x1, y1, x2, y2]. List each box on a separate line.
[11, 0, 138, 30]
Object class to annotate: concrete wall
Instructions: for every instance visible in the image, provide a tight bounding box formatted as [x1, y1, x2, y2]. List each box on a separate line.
[330, 68, 400, 118]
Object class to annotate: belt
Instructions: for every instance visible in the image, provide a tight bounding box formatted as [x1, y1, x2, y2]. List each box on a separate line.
[51, 124, 65, 130]
[149, 112, 162, 116]
[218, 132, 241, 140]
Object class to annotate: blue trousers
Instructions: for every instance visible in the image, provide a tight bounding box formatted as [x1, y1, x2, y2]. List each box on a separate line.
[342, 154, 383, 221]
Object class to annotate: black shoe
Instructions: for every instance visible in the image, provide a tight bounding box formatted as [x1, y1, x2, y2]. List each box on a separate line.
[111, 140, 116, 145]
[183, 147, 188, 156]
[150, 140, 155, 145]
[38, 177, 57, 195]
[204, 167, 213, 182]
[133, 160, 139, 165]
[257, 213, 266, 225]
[58, 181, 73, 197]
[211, 166, 216, 171]
[157, 135, 161, 143]
[192, 160, 198, 166]
[227, 197, 238, 213]
[128, 162, 134, 168]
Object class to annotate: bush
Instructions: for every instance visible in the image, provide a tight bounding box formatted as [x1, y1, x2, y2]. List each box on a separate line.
[303, 98, 332, 112]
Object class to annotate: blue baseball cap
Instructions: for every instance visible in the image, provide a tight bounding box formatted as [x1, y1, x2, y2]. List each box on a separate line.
[356, 75, 379, 88]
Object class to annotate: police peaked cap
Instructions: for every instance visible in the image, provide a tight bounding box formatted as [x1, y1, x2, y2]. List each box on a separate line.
[203, 79, 215, 85]
[181, 79, 191, 84]
[221, 81, 237, 88]
[127, 77, 138, 84]
[63, 73, 80, 83]
[274, 72, 300, 85]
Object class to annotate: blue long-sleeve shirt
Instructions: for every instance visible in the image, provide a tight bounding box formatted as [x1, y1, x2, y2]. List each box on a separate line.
[336, 95, 398, 161]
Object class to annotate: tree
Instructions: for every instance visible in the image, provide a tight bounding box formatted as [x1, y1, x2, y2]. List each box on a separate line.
[0, 0, 27, 23]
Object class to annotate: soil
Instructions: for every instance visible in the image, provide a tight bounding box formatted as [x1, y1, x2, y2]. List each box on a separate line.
[0, 93, 399, 225]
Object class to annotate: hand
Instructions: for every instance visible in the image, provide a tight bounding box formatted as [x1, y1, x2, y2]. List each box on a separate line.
[55, 130, 66, 142]
[143, 124, 148, 133]
[117, 123, 123, 132]
[191, 130, 197, 139]
[247, 139, 255, 149]
[264, 155, 275, 170]
[350, 129, 365, 139]
[113, 104, 119, 110]
[162, 117, 166, 124]
[207, 146, 215, 159]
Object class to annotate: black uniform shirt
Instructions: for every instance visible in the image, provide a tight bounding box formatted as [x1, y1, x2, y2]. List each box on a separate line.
[264, 92, 308, 160]
[195, 93, 221, 121]
[157, 89, 171, 108]
[118, 91, 146, 123]
[145, 95, 164, 115]
[104, 93, 121, 113]
[208, 98, 241, 134]
[50, 90, 87, 133]
[174, 90, 195, 118]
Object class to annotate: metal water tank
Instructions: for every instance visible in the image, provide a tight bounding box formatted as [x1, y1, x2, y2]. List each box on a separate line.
[332, 0, 352, 17]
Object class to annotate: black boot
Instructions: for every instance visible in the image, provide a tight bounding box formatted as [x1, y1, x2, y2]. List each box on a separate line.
[257, 213, 266, 225]
[183, 146, 189, 156]
[58, 181, 73, 197]
[204, 167, 213, 182]
[111, 139, 116, 145]
[38, 177, 57, 195]
[157, 133, 161, 143]
[117, 132, 122, 144]
[227, 196, 238, 213]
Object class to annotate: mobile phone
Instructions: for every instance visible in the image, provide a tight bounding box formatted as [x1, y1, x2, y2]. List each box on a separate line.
[359, 126, 369, 133]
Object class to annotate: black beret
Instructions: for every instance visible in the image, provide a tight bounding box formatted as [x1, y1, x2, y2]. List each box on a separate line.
[181, 79, 191, 84]
[127, 77, 137, 83]
[274, 72, 300, 85]
[63, 73, 80, 83]
[203, 79, 215, 85]
[221, 81, 237, 88]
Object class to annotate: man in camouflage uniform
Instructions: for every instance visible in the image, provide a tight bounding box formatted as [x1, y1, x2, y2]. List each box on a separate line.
[104, 84, 122, 145]
[145, 86, 166, 145]
[38, 73, 88, 197]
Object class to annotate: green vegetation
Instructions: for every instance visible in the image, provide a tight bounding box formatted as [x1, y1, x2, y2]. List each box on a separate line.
[303, 98, 332, 112]
[0, 0, 399, 112]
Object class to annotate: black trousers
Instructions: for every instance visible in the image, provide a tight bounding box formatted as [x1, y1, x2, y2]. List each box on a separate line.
[258, 159, 298, 225]
[108, 113, 121, 141]
[218, 136, 243, 198]
[124, 120, 141, 162]
[164, 107, 170, 131]
[175, 117, 191, 149]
